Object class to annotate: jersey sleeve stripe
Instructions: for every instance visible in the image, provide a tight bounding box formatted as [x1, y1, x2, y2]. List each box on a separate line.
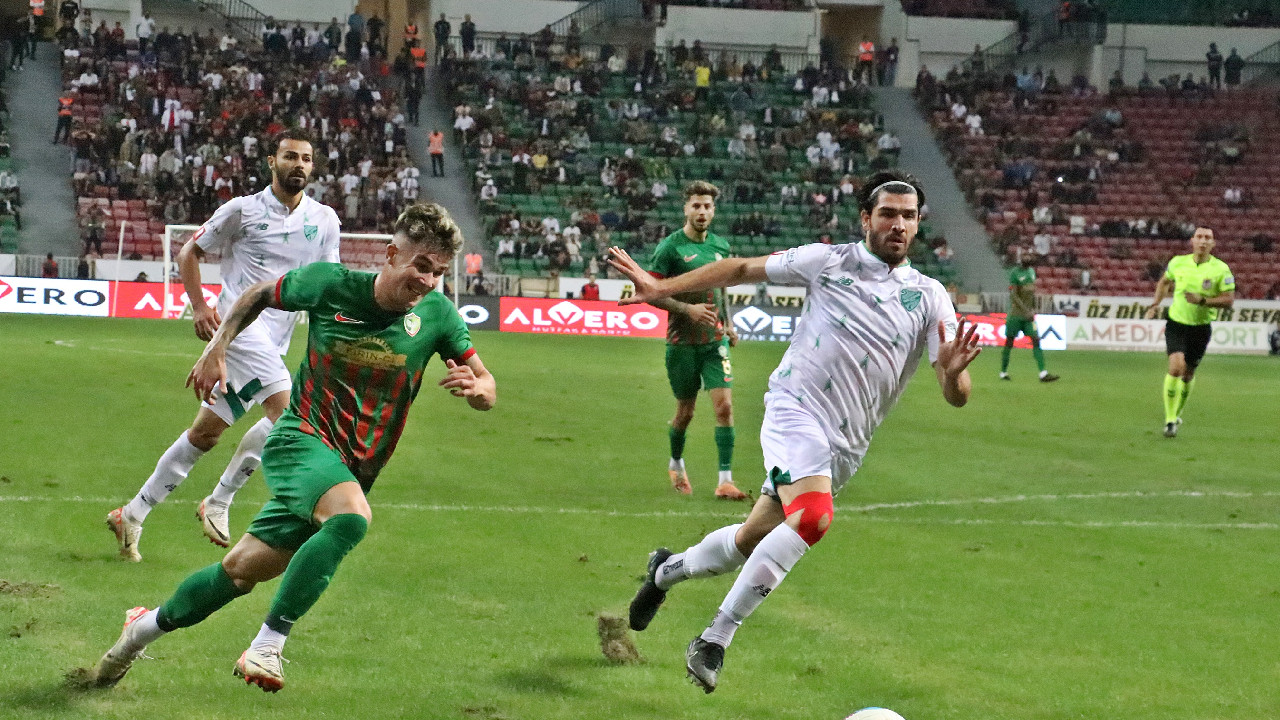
[273, 275, 285, 308]
[457, 347, 477, 363]
[648, 271, 666, 279]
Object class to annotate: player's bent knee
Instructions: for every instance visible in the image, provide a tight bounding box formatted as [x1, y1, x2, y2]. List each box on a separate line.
[783, 491, 834, 546]
[324, 513, 369, 551]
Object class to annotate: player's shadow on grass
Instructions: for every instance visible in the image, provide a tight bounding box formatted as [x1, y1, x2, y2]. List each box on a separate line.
[496, 653, 613, 695]
[0, 673, 101, 714]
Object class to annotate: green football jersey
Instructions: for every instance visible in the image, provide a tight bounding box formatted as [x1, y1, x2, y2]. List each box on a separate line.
[1164, 254, 1234, 326]
[1008, 265, 1037, 319]
[648, 229, 731, 345]
[273, 262, 474, 486]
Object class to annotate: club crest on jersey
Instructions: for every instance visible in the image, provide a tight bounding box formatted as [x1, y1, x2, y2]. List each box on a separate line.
[404, 312, 421, 337]
[900, 288, 922, 312]
[303, 224, 318, 242]
[1202, 278, 1212, 291]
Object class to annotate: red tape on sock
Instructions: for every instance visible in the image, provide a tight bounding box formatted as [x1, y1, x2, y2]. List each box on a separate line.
[783, 491, 834, 546]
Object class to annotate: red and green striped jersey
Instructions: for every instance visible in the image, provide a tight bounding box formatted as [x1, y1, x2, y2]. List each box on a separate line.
[273, 262, 474, 486]
[648, 229, 731, 345]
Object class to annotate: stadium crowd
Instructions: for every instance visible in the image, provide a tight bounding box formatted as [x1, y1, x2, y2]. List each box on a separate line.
[438, 32, 959, 285]
[56, 9, 413, 259]
[919, 47, 1280, 298]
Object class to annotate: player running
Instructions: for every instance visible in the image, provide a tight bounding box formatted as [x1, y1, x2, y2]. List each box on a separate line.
[1143, 227, 1234, 437]
[643, 180, 748, 500]
[90, 203, 496, 692]
[999, 251, 1059, 382]
[106, 129, 341, 560]
[610, 171, 982, 693]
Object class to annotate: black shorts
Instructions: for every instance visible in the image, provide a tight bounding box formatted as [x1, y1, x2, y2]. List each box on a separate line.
[1165, 319, 1212, 369]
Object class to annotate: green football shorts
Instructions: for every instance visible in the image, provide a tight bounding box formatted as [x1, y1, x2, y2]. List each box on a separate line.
[245, 429, 360, 551]
[1005, 315, 1038, 341]
[665, 338, 733, 400]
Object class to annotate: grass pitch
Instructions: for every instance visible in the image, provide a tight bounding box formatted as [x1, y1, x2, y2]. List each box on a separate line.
[1, 314, 1278, 719]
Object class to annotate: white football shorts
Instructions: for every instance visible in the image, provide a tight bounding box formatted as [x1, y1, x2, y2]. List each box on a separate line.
[202, 327, 292, 425]
[759, 392, 861, 499]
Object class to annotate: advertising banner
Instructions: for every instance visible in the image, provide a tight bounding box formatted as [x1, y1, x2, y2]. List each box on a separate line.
[0, 276, 110, 316]
[729, 304, 801, 342]
[1065, 317, 1272, 354]
[964, 313, 1067, 350]
[110, 282, 223, 319]
[1053, 294, 1280, 324]
[455, 295, 500, 331]
[498, 297, 667, 337]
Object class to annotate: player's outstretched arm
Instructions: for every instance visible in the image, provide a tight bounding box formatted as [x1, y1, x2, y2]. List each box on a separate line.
[608, 247, 769, 305]
[438, 354, 496, 411]
[933, 318, 981, 408]
[186, 279, 278, 403]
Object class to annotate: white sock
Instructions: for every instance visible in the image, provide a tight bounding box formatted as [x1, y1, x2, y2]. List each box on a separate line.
[668, 457, 685, 473]
[124, 431, 206, 523]
[1039, 370, 1049, 379]
[127, 609, 167, 650]
[701, 523, 808, 648]
[249, 623, 288, 654]
[717, 470, 733, 485]
[655, 524, 746, 590]
[210, 417, 272, 505]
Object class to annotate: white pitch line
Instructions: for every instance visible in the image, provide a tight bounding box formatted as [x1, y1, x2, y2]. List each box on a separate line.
[2, 492, 1279, 530]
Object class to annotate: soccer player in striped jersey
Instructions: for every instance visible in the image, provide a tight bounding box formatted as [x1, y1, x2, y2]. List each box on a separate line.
[106, 129, 342, 560]
[91, 203, 496, 692]
[610, 171, 982, 693]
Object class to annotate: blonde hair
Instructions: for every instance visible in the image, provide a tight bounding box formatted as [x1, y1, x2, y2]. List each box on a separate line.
[393, 203, 463, 255]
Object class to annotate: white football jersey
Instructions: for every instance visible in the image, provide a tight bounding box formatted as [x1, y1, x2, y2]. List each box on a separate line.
[764, 241, 958, 463]
[194, 186, 342, 355]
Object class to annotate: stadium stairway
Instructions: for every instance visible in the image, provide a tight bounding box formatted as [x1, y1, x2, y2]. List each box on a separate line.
[874, 86, 1007, 291]
[6, 42, 77, 256]
[407, 70, 486, 261]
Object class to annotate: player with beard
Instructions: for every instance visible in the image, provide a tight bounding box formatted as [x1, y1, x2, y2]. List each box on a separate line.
[643, 181, 749, 500]
[90, 203, 495, 692]
[610, 170, 983, 693]
[106, 129, 343, 561]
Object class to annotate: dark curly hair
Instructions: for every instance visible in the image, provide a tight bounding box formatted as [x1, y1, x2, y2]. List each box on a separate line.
[394, 203, 463, 255]
[683, 180, 721, 201]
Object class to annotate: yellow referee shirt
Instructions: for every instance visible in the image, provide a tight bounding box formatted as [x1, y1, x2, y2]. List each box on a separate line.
[1164, 253, 1234, 325]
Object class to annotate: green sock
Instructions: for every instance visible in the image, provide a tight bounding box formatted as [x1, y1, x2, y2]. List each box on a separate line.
[1162, 374, 1181, 423]
[1032, 345, 1046, 373]
[1000, 340, 1013, 372]
[714, 426, 735, 473]
[669, 426, 687, 461]
[1174, 377, 1195, 418]
[156, 562, 248, 631]
[265, 513, 368, 635]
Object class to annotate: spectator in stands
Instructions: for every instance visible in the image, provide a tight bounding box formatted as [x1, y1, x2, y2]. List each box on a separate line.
[580, 274, 601, 301]
[1224, 48, 1244, 88]
[433, 13, 450, 62]
[965, 109, 984, 136]
[42, 253, 58, 278]
[1222, 186, 1244, 207]
[460, 14, 476, 56]
[1206, 43, 1223, 89]
[1032, 230, 1053, 259]
[429, 129, 445, 177]
[479, 178, 498, 205]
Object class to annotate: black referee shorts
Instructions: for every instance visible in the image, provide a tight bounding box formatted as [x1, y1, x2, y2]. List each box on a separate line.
[1165, 319, 1212, 369]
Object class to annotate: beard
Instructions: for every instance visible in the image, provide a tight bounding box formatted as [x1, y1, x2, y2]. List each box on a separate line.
[281, 172, 308, 193]
[867, 228, 910, 265]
